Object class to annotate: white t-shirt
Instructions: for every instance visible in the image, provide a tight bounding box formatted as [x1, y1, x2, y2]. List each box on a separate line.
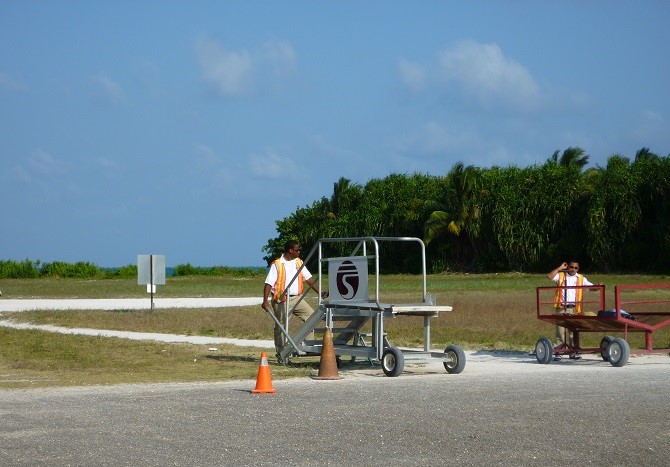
[551, 273, 593, 304]
[264, 256, 312, 297]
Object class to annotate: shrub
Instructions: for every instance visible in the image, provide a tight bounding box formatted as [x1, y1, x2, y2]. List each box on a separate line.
[0, 259, 41, 279]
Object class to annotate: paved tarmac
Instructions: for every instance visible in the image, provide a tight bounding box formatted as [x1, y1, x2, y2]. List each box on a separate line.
[2, 353, 669, 466]
[1, 298, 669, 465]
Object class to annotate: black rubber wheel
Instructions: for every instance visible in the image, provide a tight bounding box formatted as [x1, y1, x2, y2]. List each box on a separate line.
[443, 345, 466, 374]
[607, 338, 630, 367]
[381, 347, 405, 377]
[535, 337, 554, 364]
[600, 336, 614, 361]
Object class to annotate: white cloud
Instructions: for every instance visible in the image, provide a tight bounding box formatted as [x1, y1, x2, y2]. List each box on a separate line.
[95, 157, 116, 169]
[194, 143, 217, 161]
[391, 120, 533, 169]
[628, 109, 668, 144]
[641, 109, 663, 123]
[397, 58, 426, 92]
[195, 37, 296, 97]
[393, 121, 472, 157]
[309, 134, 355, 161]
[195, 37, 253, 97]
[191, 144, 235, 186]
[93, 157, 120, 180]
[3, 149, 70, 194]
[135, 60, 162, 98]
[263, 40, 296, 77]
[0, 72, 26, 92]
[399, 40, 541, 112]
[91, 73, 125, 106]
[28, 149, 66, 177]
[249, 147, 300, 180]
[5, 165, 31, 184]
[438, 41, 538, 104]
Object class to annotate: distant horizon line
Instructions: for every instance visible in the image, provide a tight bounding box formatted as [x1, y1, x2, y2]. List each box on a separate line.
[0, 259, 267, 270]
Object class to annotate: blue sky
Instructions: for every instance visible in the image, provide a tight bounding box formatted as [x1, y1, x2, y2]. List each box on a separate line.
[1, 1, 669, 268]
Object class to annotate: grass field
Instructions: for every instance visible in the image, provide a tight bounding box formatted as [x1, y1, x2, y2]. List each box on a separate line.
[1, 273, 669, 389]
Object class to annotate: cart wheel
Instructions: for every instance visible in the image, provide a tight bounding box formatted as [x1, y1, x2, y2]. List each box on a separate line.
[335, 355, 342, 369]
[381, 347, 405, 377]
[600, 336, 614, 361]
[607, 338, 630, 367]
[534, 337, 554, 364]
[443, 345, 466, 374]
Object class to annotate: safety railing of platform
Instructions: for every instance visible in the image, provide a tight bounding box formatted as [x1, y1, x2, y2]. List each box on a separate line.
[316, 236, 428, 310]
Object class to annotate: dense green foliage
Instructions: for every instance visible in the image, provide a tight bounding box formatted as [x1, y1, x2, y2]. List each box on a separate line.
[0, 261, 264, 280]
[173, 264, 265, 277]
[0, 260, 136, 279]
[263, 148, 670, 273]
[3, 148, 667, 278]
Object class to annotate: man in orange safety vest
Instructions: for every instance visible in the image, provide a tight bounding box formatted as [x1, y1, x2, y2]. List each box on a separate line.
[262, 240, 326, 362]
[548, 260, 596, 359]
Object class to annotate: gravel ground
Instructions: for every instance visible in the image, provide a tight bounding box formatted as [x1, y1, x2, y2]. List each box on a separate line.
[2, 349, 669, 466]
[1, 298, 669, 465]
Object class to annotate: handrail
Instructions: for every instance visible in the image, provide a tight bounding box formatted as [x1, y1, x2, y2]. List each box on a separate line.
[536, 284, 606, 317]
[316, 236, 428, 309]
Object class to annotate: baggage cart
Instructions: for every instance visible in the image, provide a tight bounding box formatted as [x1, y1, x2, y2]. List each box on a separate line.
[534, 283, 670, 366]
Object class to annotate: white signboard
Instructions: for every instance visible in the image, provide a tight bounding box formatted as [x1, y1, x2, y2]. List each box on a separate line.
[137, 255, 166, 285]
[328, 257, 368, 303]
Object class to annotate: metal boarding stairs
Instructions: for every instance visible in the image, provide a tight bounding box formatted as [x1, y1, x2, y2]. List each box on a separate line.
[272, 237, 394, 363]
[268, 237, 465, 377]
[274, 289, 381, 364]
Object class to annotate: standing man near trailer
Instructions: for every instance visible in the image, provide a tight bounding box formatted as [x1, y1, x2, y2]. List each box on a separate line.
[548, 260, 596, 360]
[262, 240, 325, 363]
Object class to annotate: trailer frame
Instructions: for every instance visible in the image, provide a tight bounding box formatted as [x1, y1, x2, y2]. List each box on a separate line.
[534, 283, 670, 366]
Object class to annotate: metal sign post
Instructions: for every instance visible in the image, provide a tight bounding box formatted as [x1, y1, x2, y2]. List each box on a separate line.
[137, 254, 166, 311]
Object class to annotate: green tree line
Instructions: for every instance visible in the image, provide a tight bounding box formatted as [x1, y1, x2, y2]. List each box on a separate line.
[262, 147, 670, 274]
[0, 260, 265, 280]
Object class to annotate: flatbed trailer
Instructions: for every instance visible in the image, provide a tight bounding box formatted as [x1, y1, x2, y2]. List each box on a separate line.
[268, 237, 466, 377]
[534, 283, 670, 366]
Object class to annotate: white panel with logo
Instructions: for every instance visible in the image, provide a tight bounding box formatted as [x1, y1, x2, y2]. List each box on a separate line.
[328, 257, 369, 303]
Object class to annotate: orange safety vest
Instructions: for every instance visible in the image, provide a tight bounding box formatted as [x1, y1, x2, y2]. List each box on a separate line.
[553, 272, 584, 313]
[272, 257, 304, 302]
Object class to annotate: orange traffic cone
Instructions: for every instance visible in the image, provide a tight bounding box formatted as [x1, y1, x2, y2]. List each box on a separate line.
[250, 352, 276, 394]
[312, 327, 342, 380]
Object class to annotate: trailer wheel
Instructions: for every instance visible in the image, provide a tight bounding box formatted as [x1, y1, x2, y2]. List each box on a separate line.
[600, 336, 614, 361]
[535, 337, 554, 364]
[443, 345, 466, 374]
[381, 347, 405, 377]
[607, 338, 630, 367]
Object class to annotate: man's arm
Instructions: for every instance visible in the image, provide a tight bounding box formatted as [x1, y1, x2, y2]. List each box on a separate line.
[583, 276, 603, 291]
[548, 262, 568, 280]
[261, 283, 272, 311]
[305, 278, 329, 298]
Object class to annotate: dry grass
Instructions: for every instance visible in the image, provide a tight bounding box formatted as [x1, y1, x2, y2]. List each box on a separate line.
[0, 327, 321, 389]
[1, 273, 669, 389]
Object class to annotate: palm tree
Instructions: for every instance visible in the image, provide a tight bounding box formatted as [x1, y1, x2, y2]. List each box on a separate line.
[634, 147, 658, 162]
[424, 163, 481, 267]
[549, 147, 589, 170]
[327, 177, 362, 218]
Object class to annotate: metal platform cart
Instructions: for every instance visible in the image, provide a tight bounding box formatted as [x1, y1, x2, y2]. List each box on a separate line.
[534, 283, 670, 367]
[268, 237, 466, 377]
